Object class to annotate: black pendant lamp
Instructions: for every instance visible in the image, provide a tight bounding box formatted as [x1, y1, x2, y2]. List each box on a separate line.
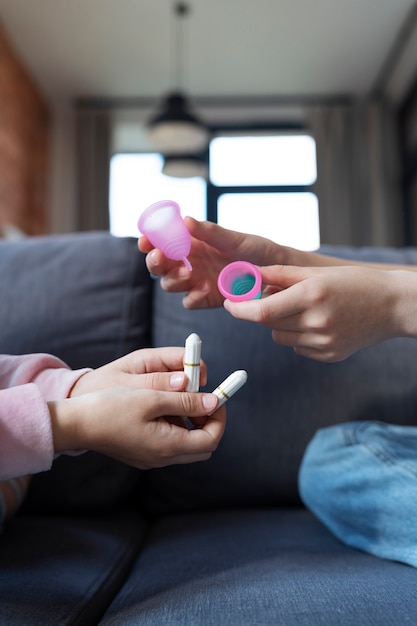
[162, 152, 208, 179]
[148, 2, 209, 155]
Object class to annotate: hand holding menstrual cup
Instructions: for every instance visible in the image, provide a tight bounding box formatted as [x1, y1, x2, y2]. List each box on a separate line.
[138, 200, 192, 270]
[217, 261, 262, 302]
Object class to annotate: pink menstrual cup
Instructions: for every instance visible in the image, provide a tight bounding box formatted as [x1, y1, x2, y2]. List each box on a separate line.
[138, 200, 192, 270]
[218, 261, 262, 302]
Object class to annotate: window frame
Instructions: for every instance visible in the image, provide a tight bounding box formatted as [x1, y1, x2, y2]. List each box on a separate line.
[204, 122, 317, 223]
[108, 117, 320, 247]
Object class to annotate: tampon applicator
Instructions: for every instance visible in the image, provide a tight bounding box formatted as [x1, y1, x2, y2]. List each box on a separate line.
[184, 333, 202, 392]
[217, 261, 262, 302]
[212, 370, 248, 407]
[138, 200, 192, 270]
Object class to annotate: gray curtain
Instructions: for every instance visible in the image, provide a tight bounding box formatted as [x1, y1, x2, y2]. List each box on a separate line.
[74, 101, 404, 243]
[75, 109, 111, 231]
[309, 100, 403, 247]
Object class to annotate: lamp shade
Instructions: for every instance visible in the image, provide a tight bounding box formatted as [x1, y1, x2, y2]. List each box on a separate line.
[148, 92, 209, 153]
[162, 154, 208, 179]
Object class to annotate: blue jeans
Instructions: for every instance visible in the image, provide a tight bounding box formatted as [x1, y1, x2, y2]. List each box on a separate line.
[298, 421, 417, 567]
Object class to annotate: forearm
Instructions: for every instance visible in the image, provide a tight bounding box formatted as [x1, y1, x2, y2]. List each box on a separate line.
[266, 243, 356, 268]
[280, 245, 417, 272]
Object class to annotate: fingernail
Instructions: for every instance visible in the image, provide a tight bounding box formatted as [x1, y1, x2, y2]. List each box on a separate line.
[170, 372, 185, 388]
[202, 394, 218, 412]
[148, 249, 158, 266]
[178, 265, 190, 278]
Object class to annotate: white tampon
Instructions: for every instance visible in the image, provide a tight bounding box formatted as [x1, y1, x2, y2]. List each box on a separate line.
[184, 333, 202, 392]
[212, 370, 248, 407]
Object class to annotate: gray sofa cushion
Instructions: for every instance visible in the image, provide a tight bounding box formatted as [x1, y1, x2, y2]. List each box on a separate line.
[100, 508, 417, 626]
[0, 231, 152, 369]
[0, 512, 146, 625]
[143, 246, 417, 513]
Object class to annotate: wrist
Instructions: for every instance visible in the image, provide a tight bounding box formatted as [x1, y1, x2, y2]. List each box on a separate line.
[68, 370, 93, 398]
[270, 243, 319, 267]
[48, 398, 85, 453]
[389, 270, 417, 338]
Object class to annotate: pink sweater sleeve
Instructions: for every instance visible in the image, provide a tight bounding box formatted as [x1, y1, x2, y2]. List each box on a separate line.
[0, 354, 91, 479]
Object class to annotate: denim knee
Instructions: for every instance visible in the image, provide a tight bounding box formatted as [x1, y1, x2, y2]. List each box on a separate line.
[298, 421, 417, 567]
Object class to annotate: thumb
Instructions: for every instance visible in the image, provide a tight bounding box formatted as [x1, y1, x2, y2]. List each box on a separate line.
[150, 390, 219, 420]
[259, 265, 314, 290]
[185, 217, 239, 251]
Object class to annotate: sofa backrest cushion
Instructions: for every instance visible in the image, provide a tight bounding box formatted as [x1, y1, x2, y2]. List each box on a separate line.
[0, 232, 153, 514]
[0, 231, 152, 369]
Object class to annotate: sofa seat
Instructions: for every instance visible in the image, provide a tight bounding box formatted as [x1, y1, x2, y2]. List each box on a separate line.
[0, 511, 146, 625]
[101, 508, 417, 626]
[2, 232, 417, 625]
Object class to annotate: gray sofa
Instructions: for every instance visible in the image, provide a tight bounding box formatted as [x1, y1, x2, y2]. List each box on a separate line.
[1, 231, 417, 625]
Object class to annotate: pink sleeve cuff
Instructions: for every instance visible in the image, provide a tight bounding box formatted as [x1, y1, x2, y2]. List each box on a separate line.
[0, 355, 92, 479]
[0, 353, 91, 401]
[0, 384, 54, 479]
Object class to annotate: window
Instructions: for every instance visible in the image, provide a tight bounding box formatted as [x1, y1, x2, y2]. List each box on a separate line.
[210, 135, 316, 186]
[109, 153, 206, 237]
[217, 193, 319, 251]
[109, 131, 319, 250]
[208, 133, 318, 249]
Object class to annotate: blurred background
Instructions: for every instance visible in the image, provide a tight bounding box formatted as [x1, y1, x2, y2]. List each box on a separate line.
[0, 0, 416, 249]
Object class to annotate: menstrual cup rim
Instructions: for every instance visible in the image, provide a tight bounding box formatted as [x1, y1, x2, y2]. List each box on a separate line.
[218, 261, 262, 302]
[138, 199, 181, 234]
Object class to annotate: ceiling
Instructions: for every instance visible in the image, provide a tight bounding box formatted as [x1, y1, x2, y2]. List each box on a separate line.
[0, 0, 416, 106]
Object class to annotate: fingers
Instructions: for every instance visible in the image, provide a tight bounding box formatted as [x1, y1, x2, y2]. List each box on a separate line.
[271, 328, 329, 354]
[293, 344, 342, 363]
[134, 369, 203, 391]
[124, 346, 184, 371]
[182, 281, 215, 309]
[138, 371, 188, 391]
[139, 241, 191, 286]
[224, 286, 305, 327]
[184, 217, 233, 250]
[141, 219, 241, 272]
[144, 248, 194, 292]
[140, 222, 242, 259]
[168, 406, 227, 462]
[138, 235, 152, 254]
[80, 348, 207, 395]
[222, 264, 326, 327]
[145, 391, 226, 463]
[186, 217, 253, 254]
[259, 264, 313, 289]
[141, 217, 235, 254]
[127, 346, 184, 373]
[116, 347, 207, 391]
[150, 389, 219, 420]
[146, 248, 188, 281]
